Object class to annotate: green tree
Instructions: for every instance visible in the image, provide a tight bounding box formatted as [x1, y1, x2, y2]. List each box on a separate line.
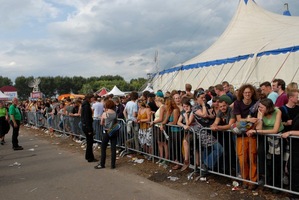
[71, 76, 86, 94]
[0, 76, 13, 87]
[129, 78, 147, 91]
[39, 77, 56, 98]
[14, 76, 33, 100]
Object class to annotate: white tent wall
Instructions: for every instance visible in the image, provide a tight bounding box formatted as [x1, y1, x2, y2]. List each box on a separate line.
[152, 0, 299, 92]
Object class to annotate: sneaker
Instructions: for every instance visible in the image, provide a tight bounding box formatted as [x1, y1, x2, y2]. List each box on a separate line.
[200, 164, 209, 176]
[94, 164, 105, 169]
[13, 146, 24, 151]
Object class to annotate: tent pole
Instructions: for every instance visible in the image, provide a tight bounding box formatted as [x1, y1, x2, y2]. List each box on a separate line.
[196, 68, 212, 89]
[272, 48, 293, 81]
[214, 64, 225, 85]
[221, 62, 236, 83]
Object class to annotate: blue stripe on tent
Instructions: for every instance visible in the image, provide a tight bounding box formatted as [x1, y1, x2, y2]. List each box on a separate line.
[283, 10, 291, 16]
[244, 0, 249, 5]
[158, 45, 299, 75]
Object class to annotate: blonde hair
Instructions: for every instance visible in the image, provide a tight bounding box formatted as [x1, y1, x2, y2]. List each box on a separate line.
[155, 96, 164, 104]
[286, 82, 298, 93]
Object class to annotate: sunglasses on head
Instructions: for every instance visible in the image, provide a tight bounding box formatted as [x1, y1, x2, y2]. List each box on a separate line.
[196, 90, 205, 98]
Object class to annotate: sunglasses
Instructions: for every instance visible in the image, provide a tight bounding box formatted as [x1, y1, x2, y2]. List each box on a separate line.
[196, 90, 205, 98]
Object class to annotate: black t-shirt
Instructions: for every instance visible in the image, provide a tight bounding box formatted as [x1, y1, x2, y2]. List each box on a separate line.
[280, 105, 299, 132]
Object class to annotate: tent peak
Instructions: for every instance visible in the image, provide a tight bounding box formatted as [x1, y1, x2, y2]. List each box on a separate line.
[283, 3, 291, 16]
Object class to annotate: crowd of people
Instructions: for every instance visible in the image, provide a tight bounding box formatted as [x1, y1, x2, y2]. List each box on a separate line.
[1, 78, 299, 195]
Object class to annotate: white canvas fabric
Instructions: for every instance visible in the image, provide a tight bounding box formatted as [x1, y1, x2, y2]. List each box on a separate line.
[107, 86, 125, 96]
[152, 0, 299, 91]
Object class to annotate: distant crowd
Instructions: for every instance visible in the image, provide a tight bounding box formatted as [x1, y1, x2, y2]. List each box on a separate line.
[1, 78, 299, 194]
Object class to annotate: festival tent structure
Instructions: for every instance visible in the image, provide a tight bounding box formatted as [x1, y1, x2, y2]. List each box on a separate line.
[107, 86, 125, 96]
[143, 83, 154, 93]
[152, 0, 299, 91]
[0, 91, 9, 100]
[97, 88, 108, 96]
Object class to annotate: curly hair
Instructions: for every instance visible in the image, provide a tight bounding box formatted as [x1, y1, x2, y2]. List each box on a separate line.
[237, 84, 258, 101]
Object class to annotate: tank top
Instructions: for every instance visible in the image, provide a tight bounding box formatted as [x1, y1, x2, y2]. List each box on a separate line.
[138, 109, 149, 129]
[262, 108, 284, 132]
[169, 112, 180, 132]
[154, 105, 166, 127]
[104, 111, 117, 130]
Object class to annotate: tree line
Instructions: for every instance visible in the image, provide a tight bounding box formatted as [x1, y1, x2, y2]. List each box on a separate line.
[0, 75, 147, 100]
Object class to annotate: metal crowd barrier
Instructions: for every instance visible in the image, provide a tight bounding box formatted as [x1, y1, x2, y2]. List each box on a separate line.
[23, 111, 299, 195]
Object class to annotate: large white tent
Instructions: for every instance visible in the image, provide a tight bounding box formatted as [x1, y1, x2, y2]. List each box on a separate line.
[152, 0, 299, 91]
[107, 85, 125, 96]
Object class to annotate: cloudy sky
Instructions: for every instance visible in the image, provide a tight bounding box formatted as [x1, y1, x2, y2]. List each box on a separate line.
[0, 0, 298, 83]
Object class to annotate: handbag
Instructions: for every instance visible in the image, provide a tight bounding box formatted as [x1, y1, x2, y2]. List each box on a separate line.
[106, 120, 121, 137]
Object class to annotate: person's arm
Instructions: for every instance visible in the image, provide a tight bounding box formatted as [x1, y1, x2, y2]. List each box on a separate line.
[217, 118, 236, 131]
[123, 107, 128, 120]
[177, 113, 184, 126]
[5, 108, 9, 121]
[100, 112, 106, 126]
[161, 110, 170, 125]
[210, 117, 221, 131]
[281, 130, 299, 138]
[194, 105, 207, 117]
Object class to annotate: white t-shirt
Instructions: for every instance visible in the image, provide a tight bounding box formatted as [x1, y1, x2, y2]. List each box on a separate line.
[92, 101, 104, 118]
[124, 101, 138, 121]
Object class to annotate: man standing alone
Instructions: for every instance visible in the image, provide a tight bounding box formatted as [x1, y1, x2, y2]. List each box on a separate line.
[81, 94, 97, 162]
[9, 97, 23, 150]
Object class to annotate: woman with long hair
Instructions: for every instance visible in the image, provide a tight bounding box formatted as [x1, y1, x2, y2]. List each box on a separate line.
[247, 98, 284, 190]
[150, 96, 168, 167]
[162, 97, 180, 169]
[136, 100, 152, 157]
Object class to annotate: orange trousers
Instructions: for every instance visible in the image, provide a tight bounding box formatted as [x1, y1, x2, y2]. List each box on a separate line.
[236, 136, 257, 184]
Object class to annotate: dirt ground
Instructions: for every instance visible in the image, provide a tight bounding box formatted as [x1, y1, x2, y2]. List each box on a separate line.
[22, 125, 293, 200]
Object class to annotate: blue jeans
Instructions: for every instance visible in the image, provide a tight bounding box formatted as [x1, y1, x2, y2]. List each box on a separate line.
[93, 119, 100, 141]
[202, 142, 223, 169]
[47, 115, 53, 128]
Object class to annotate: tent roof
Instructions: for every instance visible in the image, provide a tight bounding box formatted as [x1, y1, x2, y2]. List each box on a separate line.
[98, 88, 108, 96]
[159, 0, 299, 75]
[0, 85, 17, 92]
[107, 86, 125, 96]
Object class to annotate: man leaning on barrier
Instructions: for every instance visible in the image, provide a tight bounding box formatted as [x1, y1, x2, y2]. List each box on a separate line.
[210, 99, 236, 175]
